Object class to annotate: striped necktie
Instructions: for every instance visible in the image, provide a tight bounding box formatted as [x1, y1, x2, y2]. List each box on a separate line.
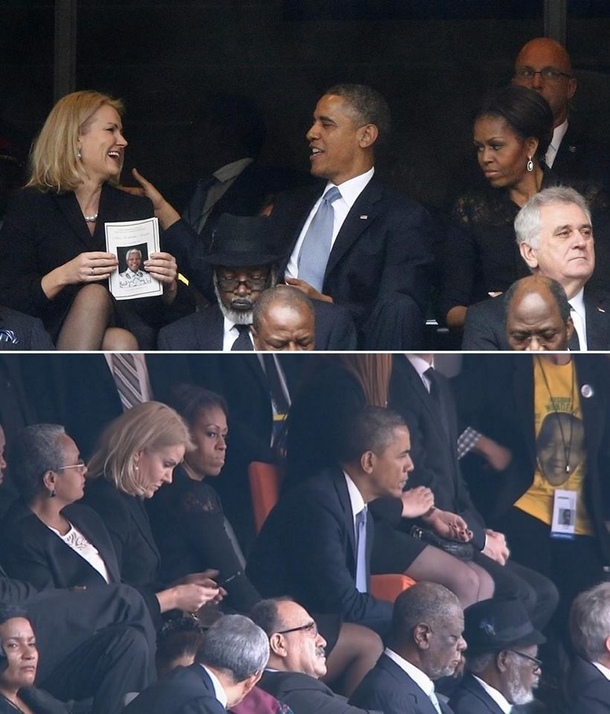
[112, 354, 144, 411]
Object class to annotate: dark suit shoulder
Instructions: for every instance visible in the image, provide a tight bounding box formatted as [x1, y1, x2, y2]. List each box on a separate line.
[462, 296, 506, 350]
[568, 657, 610, 714]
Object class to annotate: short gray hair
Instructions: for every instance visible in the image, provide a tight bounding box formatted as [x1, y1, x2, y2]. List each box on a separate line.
[514, 186, 591, 250]
[9, 424, 66, 502]
[197, 614, 269, 682]
[570, 582, 610, 661]
[126, 248, 142, 259]
[390, 582, 461, 649]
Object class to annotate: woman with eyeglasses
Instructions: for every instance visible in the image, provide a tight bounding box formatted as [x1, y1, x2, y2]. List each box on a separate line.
[0, 424, 120, 590]
[438, 84, 556, 332]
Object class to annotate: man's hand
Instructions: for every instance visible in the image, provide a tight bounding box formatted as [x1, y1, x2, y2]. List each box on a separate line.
[284, 276, 333, 303]
[482, 529, 510, 565]
[474, 435, 513, 471]
[422, 508, 472, 542]
[400, 487, 435, 519]
[121, 168, 181, 230]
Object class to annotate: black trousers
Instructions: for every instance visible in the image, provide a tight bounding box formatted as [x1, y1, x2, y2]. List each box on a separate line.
[473, 550, 560, 631]
[496, 506, 606, 631]
[22, 584, 156, 714]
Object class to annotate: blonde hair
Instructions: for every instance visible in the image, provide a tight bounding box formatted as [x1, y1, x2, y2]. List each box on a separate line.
[27, 90, 125, 193]
[87, 401, 192, 496]
[339, 354, 392, 407]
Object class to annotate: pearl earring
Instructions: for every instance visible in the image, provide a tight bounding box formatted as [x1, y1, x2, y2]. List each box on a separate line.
[77, 148, 82, 159]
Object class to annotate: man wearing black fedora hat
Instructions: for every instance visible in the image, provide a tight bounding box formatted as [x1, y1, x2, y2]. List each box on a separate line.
[157, 213, 357, 350]
[449, 598, 545, 714]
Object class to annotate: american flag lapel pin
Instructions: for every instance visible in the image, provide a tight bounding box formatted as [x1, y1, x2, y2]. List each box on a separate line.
[360, 215, 368, 220]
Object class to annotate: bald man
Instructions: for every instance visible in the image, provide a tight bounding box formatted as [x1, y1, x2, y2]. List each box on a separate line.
[512, 37, 610, 189]
[505, 275, 574, 351]
[251, 286, 316, 351]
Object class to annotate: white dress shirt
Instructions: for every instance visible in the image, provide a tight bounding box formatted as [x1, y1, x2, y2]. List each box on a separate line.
[285, 168, 375, 280]
[222, 317, 254, 351]
[344, 471, 366, 533]
[568, 287, 588, 351]
[472, 674, 514, 713]
[406, 354, 435, 392]
[384, 648, 441, 710]
[200, 664, 228, 708]
[545, 120, 569, 169]
[593, 660, 610, 681]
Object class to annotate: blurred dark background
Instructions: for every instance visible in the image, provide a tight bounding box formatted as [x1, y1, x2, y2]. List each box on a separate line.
[1, 0, 610, 212]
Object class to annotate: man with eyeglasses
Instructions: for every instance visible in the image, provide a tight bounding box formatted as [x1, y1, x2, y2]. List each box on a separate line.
[449, 598, 544, 714]
[512, 37, 610, 190]
[157, 213, 356, 351]
[251, 598, 376, 714]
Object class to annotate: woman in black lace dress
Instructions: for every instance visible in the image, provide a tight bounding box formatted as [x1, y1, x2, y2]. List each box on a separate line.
[150, 383, 384, 697]
[439, 85, 555, 329]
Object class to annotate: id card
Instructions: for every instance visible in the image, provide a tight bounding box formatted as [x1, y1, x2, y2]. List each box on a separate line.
[551, 489, 577, 540]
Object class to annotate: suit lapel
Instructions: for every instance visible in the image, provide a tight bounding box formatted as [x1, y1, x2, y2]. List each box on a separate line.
[331, 467, 357, 563]
[51, 192, 100, 252]
[379, 655, 439, 713]
[583, 288, 610, 350]
[325, 180, 381, 279]
[204, 306, 227, 350]
[402, 358, 452, 450]
[462, 674, 506, 714]
[125, 494, 162, 566]
[66, 505, 121, 583]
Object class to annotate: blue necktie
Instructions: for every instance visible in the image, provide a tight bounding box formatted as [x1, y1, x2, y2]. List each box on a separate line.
[298, 186, 342, 291]
[355, 506, 368, 593]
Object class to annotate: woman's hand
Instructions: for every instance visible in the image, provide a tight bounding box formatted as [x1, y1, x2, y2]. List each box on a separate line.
[422, 508, 472, 542]
[144, 251, 178, 304]
[158, 582, 224, 614]
[124, 168, 181, 230]
[42, 251, 118, 299]
[400, 486, 435, 519]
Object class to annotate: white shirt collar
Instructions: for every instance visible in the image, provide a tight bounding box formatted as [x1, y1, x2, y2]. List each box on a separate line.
[344, 471, 366, 523]
[384, 648, 436, 698]
[545, 120, 569, 168]
[593, 661, 610, 681]
[323, 167, 374, 209]
[213, 157, 254, 183]
[222, 317, 253, 351]
[472, 675, 513, 713]
[406, 354, 435, 390]
[568, 286, 588, 350]
[200, 664, 228, 707]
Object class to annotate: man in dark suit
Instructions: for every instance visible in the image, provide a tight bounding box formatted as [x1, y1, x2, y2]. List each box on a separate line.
[512, 37, 610, 192]
[157, 214, 357, 351]
[349, 583, 464, 714]
[388, 353, 559, 632]
[0, 563, 156, 714]
[251, 597, 377, 714]
[450, 598, 545, 714]
[267, 83, 434, 349]
[247, 406, 410, 637]
[568, 582, 610, 713]
[504, 275, 573, 351]
[463, 186, 610, 350]
[0, 306, 54, 350]
[18, 353, 195, 459]
[124, 614, 269, 714]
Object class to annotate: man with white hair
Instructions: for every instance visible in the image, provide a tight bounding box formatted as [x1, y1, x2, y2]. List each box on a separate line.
[568, 582, 610, 713]
[124, 614, 270, 714]
[463, 186, 610, 350]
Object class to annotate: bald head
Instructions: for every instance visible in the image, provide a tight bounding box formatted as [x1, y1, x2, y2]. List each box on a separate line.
[505, 275, 573, 351]
[513, 37, 577, 127]
[251, 286, 315, 351]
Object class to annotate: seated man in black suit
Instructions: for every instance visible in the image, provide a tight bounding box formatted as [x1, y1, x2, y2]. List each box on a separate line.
[267, 83, 434, 349]
[0, 306, 54, 350]
[251, 286, 315, 351]
[0, 563, 155, 714]
[504, 275, 573, 351]
[157, 213, 357, 351]
[449, 598, 545, 714]
[349, 582, 464, 714]
[124, 614, 269, 714]
[568, 582, 610, 713]
[463, 186, 610, 350]
[247, 406, 410, 637]
[251, 597, 377, 714]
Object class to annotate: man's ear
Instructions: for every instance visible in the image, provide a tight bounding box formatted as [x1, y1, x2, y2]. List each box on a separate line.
[269, 633, 287, 657]
[360, 450, 375, 475]
[357, 123, 378, 149]
[519, 241, 539, 271]
[413, 622, 432, 650]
